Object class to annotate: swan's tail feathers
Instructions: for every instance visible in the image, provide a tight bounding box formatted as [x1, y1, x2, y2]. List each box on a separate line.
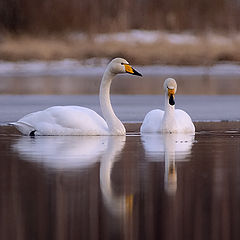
[10, 121, 36, 135]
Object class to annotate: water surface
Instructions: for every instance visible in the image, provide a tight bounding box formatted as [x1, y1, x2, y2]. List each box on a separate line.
[1, 95, 240, 124]
[1, 130, 240, 240]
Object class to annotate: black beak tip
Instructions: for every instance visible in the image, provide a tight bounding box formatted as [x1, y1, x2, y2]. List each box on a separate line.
[133, 68, 143, 77]
[169, 94, 175, 106]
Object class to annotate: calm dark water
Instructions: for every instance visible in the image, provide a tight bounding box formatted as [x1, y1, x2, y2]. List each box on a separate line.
[1, 131, 240, 240]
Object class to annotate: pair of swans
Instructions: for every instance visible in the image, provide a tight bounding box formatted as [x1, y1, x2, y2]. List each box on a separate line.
[12, 58, 195, 135]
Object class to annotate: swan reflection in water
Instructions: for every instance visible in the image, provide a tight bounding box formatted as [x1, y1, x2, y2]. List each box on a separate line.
[141, 133, 195, 195]
[12, 135, 132, 218]
[12, 136, 109, 169]
[100, 136, 134, 218]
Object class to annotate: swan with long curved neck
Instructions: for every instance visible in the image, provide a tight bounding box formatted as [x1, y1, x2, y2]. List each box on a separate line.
[141, 78, 195, 133]
[11, 58, 142, 136]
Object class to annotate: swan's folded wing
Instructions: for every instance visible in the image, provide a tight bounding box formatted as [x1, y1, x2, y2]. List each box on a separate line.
[175, 109, 195, 133]
[12, 106, 109, 135]
[141, 109, 164, 133]
[10, 121, 36, 135]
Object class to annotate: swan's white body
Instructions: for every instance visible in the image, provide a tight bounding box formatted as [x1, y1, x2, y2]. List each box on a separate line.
[141, 78, 195, 133]
[141, 109, 194, 133]
[13, 106, 109, 136]
[12, 58, 142, 136]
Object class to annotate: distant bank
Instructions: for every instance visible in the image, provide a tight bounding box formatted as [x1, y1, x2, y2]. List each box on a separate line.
[0, 31, 240, 65]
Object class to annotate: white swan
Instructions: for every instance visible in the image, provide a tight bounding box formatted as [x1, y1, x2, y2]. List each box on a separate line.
[11, 58, 142, 136]
[140, 78, 195, 133]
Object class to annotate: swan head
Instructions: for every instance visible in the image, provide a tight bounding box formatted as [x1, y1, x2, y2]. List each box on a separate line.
[108, 58, 142, 76]
[164, 78, 177, 106]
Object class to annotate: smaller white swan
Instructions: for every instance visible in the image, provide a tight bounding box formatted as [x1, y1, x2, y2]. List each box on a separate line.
[141, 78, 195, 133]
[11, 58, 142, 136]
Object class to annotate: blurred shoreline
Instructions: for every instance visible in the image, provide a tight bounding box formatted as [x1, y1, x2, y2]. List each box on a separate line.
[0, 30, 240, 65]
[0, 62, 239, 95]
[0, 95, 240, 124]
[1, 59, 240, 77]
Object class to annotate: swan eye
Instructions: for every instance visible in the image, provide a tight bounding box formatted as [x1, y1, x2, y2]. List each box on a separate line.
[121, 63, 124, 65]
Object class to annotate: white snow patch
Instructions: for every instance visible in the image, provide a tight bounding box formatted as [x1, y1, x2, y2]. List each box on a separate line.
[69, 30, 240, 46]
[163, 33, 199, 44]
[138, 65, 207, 76]
[208, 64, 240, 75]
[139, 64, 240, 76]
[0, 59, 107, 77]
[70, 30, 200, 45]
[95, 30, 160, 44]
[0, 59, 239, 77]
[205, 33, 232, 45]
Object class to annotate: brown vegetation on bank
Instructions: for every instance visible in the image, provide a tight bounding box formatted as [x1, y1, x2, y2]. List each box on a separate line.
[1, 0, 240, 65]
[0, 0, 240, 33]
[0, 33, 240, 65]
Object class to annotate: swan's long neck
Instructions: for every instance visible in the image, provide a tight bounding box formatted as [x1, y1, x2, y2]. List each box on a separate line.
[100, 70, 125, 135]
[162, 93, 177, 132]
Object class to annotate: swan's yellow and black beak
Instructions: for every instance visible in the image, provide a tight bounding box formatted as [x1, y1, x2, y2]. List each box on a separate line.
[168, 88, 175, 106]
[124, 64, 142, 77]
